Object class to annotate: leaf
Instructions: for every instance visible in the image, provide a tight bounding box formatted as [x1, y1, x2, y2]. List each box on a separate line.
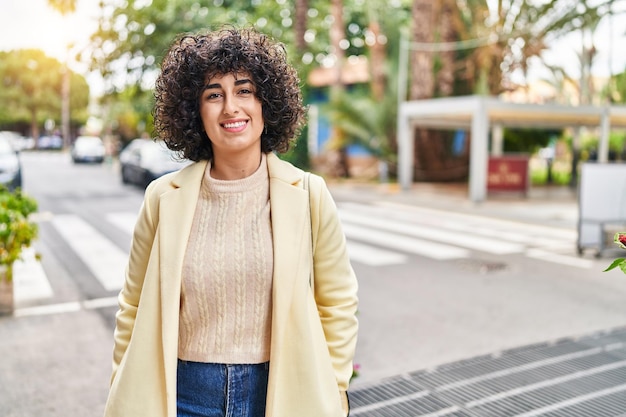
[604, 258, 626, 272]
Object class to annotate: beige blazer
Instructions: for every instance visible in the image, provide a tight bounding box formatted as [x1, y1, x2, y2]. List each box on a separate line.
[103, 153, 358, 417]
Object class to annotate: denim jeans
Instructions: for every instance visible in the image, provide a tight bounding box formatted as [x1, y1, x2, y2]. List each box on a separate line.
[177, 360, 269, 417]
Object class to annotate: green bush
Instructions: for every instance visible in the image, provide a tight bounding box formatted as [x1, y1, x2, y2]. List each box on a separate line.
[0, 187, 38, 282]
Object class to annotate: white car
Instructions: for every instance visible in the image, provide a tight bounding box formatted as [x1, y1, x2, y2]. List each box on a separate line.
[71, 136, 105, 163]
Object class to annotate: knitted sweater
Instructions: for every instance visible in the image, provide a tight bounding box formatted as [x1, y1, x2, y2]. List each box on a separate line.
[178, 155, 273, 364]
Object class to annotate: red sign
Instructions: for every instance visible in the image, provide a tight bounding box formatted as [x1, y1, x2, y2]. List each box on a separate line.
[487, 155, 529, 193]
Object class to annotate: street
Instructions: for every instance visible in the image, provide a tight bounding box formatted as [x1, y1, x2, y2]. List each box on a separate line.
[1, 151, 626, 416]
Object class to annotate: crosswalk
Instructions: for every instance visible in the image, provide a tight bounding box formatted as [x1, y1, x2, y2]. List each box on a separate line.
[340, 201, 586, 267]
[13, 201, 591, 309]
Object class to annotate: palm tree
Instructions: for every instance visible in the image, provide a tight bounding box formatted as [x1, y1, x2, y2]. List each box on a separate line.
[326, 81, 398, 171]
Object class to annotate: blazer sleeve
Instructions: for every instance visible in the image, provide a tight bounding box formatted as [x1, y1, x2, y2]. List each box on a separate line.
[308, 174, 359, 394]
[110, 180, 159, 384]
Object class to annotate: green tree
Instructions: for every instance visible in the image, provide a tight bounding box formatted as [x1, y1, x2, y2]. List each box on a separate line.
[323, 1, 411, 177]
[100, 85, 154, 144]
[0, 50, 89, 141]
[84, 0, 309, 93]
[81, 0, 390, 168]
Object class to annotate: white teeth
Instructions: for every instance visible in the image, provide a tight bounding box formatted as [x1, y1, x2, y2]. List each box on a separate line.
[223, 121, 246, 128]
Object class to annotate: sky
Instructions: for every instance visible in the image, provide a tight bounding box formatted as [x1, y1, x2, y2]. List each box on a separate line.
[1, 0, 625, 98]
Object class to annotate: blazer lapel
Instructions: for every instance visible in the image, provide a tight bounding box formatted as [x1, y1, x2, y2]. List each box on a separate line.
[157, 160, 207, 400]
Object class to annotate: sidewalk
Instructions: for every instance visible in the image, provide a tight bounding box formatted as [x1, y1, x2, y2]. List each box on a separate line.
[0, 306, 112, 417]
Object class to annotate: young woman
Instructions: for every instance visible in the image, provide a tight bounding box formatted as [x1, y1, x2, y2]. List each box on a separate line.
[103, 28, 358, 417]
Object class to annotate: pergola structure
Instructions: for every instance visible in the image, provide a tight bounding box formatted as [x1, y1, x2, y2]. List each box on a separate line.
[397, 95, 626, 202]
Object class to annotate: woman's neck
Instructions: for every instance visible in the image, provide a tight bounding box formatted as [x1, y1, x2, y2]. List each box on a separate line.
[210, 151, 263, 180]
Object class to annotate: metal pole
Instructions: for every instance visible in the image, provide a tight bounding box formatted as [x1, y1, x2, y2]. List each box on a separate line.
[469, 97, 488, 203]
[598, 106, 610, 163]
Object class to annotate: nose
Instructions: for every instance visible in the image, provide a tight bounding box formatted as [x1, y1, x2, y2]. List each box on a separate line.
[222, 94, 239, 115]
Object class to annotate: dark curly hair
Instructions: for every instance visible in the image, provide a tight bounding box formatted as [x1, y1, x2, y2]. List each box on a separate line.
[153, 27, 307, 162]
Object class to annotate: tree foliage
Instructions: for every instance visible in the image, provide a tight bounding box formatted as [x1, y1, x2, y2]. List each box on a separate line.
[0, 50, 90, 137]
[454, 0, 612, 95]
[82, 0, 412, 93]
[79, 0, 622, 174]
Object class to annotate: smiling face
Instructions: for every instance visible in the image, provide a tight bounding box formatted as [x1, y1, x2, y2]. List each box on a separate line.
[199, 72, 264, 161]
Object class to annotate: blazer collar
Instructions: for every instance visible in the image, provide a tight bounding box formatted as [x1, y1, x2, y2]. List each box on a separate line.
[169, 159, 209, 190]
[167, 152, 303, 188]
[267, 152, 304, 186]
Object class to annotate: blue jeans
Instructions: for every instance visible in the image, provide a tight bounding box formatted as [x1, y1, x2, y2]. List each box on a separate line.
[177, 360, 269, 417]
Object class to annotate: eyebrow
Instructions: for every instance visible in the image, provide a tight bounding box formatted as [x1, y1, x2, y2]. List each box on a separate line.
[204, 79, 253, 90]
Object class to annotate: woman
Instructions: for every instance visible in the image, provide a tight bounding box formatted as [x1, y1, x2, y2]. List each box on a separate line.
[103, 28, 358, 417]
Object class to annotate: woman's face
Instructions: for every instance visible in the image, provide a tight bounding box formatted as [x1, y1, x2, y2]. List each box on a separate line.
[199, 72, 264, 159]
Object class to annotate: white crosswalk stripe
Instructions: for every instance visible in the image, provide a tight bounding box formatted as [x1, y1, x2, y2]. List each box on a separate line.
[346, 241, 409, 266]
[339, 208, 525, 255]
[14, 247, 52, 303]
[12, 202, 592, 309]
[342, 223, 470, 260]
[51, 214, 127, 291]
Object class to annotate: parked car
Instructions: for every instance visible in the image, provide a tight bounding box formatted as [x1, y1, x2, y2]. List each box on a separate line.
[71, 136, 106, 163]
[38, 134, 63, 150]
[0, 136, 22, 190]
[0, 131, 32, 151]
[119, 139, 191, 187]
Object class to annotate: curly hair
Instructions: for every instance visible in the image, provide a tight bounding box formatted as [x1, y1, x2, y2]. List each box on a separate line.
[153, 27, 306, 162]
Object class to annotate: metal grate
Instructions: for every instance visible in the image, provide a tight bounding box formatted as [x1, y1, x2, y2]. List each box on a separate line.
[350, 326, 626, 416]
[350, 376, 426, 408]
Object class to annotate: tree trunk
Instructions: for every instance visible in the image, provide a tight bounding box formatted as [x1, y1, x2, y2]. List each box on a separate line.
[30, 108, 39, 149]
[328, 0, 350, 177]
[368, 18, 386, 101]
[330, 0, 345, 93]
[409, 0, 468, 182]
[294, 0, 308, 53]
[411, 0, 438, 180]
[410, 0, 434, 100]
[436, 0, 456, 96]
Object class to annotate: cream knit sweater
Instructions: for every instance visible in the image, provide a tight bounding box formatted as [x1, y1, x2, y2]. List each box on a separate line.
[178, 155, 273, 364]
